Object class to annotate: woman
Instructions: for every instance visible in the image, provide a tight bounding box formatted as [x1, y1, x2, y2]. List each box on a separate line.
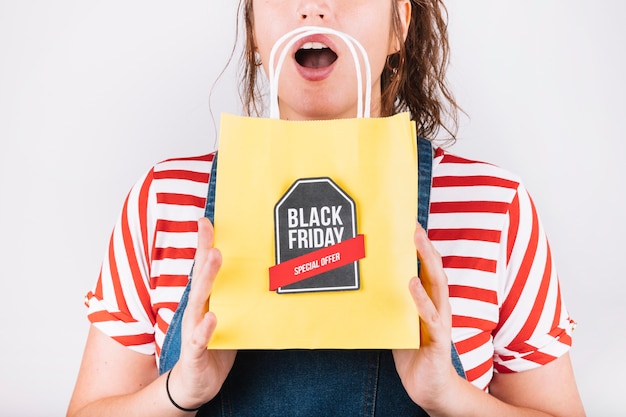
[67, 1, 585, 415]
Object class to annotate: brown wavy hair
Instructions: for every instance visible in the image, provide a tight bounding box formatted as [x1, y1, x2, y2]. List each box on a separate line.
[236, 0, 459, 140]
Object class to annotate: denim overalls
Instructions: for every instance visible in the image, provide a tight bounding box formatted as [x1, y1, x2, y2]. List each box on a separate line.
[159, 138, 466, 416]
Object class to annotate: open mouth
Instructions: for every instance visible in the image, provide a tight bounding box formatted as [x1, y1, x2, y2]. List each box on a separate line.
[295, 42, 338, 69]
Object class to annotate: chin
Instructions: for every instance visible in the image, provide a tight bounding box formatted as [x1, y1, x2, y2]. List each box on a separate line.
[283, 100, 357, 121]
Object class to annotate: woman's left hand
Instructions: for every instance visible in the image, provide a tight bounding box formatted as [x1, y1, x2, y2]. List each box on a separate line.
[392, 223, 460, 411]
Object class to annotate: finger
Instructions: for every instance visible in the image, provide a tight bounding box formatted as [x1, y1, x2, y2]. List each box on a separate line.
[414, 223, 450, 316]
[190, 217, 216, 285]
[189, 311, 218, 349]
[409, 277, 437, 332]
[414, 223, 442, 277]
[190, 248, 222, 308]
[188, 218, 222, 313]
[409, 277, 448, 346]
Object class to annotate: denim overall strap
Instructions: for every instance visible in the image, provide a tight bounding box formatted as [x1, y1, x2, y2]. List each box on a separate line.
[417, 137, 433, 242]
[159, 154, 218, 375]
[416, 137, 431, 275]
[416, 137, 466, 381]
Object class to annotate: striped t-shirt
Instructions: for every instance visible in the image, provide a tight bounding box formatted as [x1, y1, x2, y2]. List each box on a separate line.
[85, 148, 574, 390]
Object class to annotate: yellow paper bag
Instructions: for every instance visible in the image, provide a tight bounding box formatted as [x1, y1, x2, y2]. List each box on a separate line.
[208, 27, 420, 349]
[209, 112, 419, 349]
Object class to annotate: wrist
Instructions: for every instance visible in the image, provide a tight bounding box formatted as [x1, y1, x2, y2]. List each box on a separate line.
[165, 368, 204, 413]
[419, 365, 466, 416]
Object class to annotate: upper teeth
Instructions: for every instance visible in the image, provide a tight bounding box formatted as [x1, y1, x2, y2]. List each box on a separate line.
[301, 42, 327, 50]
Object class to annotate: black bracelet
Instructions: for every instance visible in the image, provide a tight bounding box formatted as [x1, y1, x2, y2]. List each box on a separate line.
[165, 368, 202, 412]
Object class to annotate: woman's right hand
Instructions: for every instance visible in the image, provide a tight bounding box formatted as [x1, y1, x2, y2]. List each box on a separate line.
[67, 217, 235, 416]
[166, 217, 237, 410]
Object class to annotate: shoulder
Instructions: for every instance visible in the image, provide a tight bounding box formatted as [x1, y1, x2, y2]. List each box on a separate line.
[144, 152, 216, 205]
[129, 152, 216, 253]
[432, 147, 522, 190]
[431, 147, 525, 216]
[152, 152, 216, 181]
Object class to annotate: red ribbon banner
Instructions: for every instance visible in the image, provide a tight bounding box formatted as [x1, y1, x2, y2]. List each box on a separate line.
[268, 234, 366, 291]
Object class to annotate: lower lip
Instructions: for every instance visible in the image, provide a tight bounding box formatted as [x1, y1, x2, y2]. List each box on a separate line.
[295, 60, 337, 82]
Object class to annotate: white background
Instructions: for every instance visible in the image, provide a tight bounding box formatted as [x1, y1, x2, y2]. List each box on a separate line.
[1, 1, 624, 415]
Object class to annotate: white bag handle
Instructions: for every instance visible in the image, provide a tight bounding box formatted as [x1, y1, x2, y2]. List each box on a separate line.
[268, 26, 372, 120]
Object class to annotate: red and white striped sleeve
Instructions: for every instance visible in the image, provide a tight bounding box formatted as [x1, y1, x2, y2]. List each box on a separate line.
[84, 168, 158, 355]
[84, 154, 214, 356]
[492, 182, 574, 373]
